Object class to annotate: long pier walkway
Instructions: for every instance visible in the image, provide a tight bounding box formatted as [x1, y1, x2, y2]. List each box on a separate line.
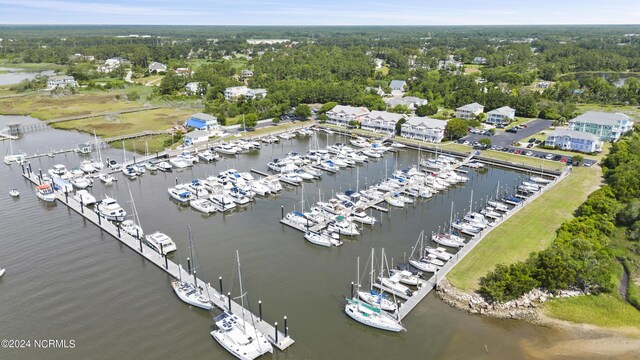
[397, 167, 571, 319]
[21, 167, 294, 351]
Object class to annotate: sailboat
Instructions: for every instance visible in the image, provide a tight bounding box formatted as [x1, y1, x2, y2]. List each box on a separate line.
[121, 186, 144, 239]
[3, 139, 26, 165]
[90, 131, 105, 171]
[211, 251, 273, 359]
[345, 255, 405, 332]
[358, 248, 397, 312]
[409, 231, 441, 273]
[171, 226, 213, 310]
[432, 203, 466, 248]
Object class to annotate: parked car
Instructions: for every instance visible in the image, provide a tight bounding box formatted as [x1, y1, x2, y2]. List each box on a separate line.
[526, 143, 534, 148]
[514, 149, 522, 155]
[528, 138, 536, 143]
[560, 158, 567, 163]
[545, 154, 554, 160]
[535, 140, 542, 145]
[553, 155, 562, 161]
[525, 151, 533, 156]
[506, 128, 518, 133]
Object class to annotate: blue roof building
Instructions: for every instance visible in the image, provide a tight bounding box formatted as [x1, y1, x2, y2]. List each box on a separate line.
[185, 112, 218, 130]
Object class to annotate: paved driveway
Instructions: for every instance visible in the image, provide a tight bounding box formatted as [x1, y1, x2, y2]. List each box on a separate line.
[464, 119, 553, 147]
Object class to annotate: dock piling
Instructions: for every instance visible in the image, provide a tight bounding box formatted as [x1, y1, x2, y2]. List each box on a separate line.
[218, 276, 223, 294]
[64, 190, 68, 203]
[284, 316, 288, 337]
[227, 292, 231, 311]
[350, 282, 354, 298]
[38, 169, 42, 184]
[259, 300, 263, 322]
[187, 257, 191, 273]
[275, 322, 279, 343]
[281, 206, 284, 220]
[80, 195, 84, 213]
[117, 222, 121, 238]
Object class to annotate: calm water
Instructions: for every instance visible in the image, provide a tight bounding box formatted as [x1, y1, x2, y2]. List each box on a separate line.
[0, 70, 56, 86]
[0, 116, 566, 359]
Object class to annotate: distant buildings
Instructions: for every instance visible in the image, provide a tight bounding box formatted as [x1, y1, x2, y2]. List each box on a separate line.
[438, 55, 463, 70]
[224, 86, 267, 101]
[471, 57, 488, 65]
[98, 57, 125, 73]
[71, 53, 94, 61]
[361, 111, 406, 135]
[148, 62, 167, 73]
[545, 129, 602, 153]
[456, 102, 485, 120]
[326, 105, 370, 127]
[246, 39, 290, 45]
[384, 96, 428, 111]
[184, 130, 210, 146]
[486, 106, 516, 125]
[389, 80, 407, 93]
[400, 116, 447, 143]
[174, 68, 193, 76]
[240, 69, 254, 78]
[568, 111, 634, 142]
[47, 75, 77, 89]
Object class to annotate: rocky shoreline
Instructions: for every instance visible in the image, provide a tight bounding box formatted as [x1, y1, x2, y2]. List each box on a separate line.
[436, 279, 584, 322]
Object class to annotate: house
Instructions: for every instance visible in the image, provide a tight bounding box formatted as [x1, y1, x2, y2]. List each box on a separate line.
[374, 58, 384, 69]
[486, 106, 516, 125]
[46, 75, 77, 89]
[400, 116, 447, 143]
[384, 96, 428, 111]
[326, 105, 370, 127]
[246, 39, 290, 45]
[389, 80, 407, 93]
[438, 55, 463, 70]
[365, 86, 385, 96]
[148, 62, 167, 73]
[545, 128, 603, 153]
[361, 111, 406, 135]
[456, 102, 484, 120]
[224, 86, 267, 101]
[185, 112, 218, 130]
[98, 57, 125, 73]
[568, 111, 634, 142]
[240, 69, 253, 78]
[185, 82, 203, 96]
[184, 130, 210, 146]
[471, 57, 487, 65]
[174, 68, 193, 76]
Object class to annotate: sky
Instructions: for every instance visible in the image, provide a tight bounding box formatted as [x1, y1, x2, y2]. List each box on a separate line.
[0, 0, 638, 25]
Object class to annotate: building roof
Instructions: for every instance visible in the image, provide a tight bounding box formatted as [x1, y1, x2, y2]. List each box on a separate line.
[148, 62, 166, 70]
[366, 111, 405, 123]
[546, 128, 599, 141]
[456, 102, 484, 112]
[487, 106, 515, 116]
[186, 130, 210, 138]
[384, 96, 427, 108]
[569, 111, 631, 126]
[329, 105, 370, 117]
[390, 80, 407, 89]
[49, 75, 75, 81]
[403, 116, 447, 129]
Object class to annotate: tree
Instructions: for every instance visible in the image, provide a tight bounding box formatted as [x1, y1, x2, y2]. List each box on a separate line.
[395, 118, 407, 135]
[416, 103, 438, 116]
[317, 113, 328, 123]
[319, 101, 337, 113]
[293, 104, 312, 119]
[479, 138, 492, 147]
[617, 199, 640, 226]
[126, 90, 140, 101]
[389, 105, 411, 115]
[445, 118, 468, 140]
[572, 155, 584, 166]
[244, 113, 258, 129]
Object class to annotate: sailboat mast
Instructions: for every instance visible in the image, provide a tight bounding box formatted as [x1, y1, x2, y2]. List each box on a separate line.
[469, 189, 474, 213]
[369, 248, 374, 291]
[236, 250, 247, 332]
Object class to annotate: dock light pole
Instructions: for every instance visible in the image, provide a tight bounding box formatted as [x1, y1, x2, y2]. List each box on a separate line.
[64, 190, 68, 203]
[175, 177, 178, 186]
[135, 228, 139, 241]
[193, 270, 197, 289]
[21, 163, 24, 174]
[284, 316, 288, 338]
[156, 151, 158, 159]
[98, 212, 101, 225]
[227, 292, 232, 311]
[274, 322, 279, 343]
[219, 276, 223, 294]
[259, 300, 263, 322]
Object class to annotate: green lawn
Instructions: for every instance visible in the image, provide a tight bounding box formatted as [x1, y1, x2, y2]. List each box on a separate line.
[576, 103, 640, 118]
[111, 134, 173, 154]
[447, 166, 603, 290]
[544, 294, 640, 328]
[51, 107, 193, 137]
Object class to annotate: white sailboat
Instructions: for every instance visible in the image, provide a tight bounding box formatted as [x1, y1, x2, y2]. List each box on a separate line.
[3, 139, 26, 165]
[211, 251, 273, 359]
[358, 249, 397, 312]
[90, 131, 104, 171]
[409, 231, 441, 273]
[171, 226, 213, 310]
[121, 186, 144, 239]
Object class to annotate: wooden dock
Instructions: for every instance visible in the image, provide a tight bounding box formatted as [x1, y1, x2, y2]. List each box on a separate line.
[21, 167, 294, 351]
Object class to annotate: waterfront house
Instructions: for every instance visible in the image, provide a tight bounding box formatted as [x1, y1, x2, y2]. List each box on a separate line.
[545, 128, 602, 153]
[486, 106, 516, 125]
[224, 86, 267, 101]
[361, 111, 407, 135]
[185, 82, 202, 96]
[456, 102, 484, 120]
[390, 80, 407, 92]
[568, 111, 634, 142]
[185, 113, 218, 130]
[148, 62, 167, 73]
[46, 75, 77, 89]
[326, 105, 370, 127]
[384, 96, 428, 111]
[184, 130, 210, 146]
[401, 116, 447, 143]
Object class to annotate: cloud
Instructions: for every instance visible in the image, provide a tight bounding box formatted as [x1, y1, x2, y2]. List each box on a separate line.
[0, 0, 213, 17]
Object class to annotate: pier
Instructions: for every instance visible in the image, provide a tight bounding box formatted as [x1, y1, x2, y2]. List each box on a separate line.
[21, 166, 295, 351]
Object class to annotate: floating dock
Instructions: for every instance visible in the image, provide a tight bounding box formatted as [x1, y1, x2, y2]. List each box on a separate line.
[21, 166, 295, 351]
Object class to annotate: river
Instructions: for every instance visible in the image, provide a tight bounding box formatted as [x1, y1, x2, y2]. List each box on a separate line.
[0, 116, 567, 359]
[0, 69, 56, 86]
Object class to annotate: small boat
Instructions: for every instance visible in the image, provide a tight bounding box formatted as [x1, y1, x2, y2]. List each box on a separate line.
[501, 195, 523, 205]
[171, 280, 213, 310]
[0, 268, 5, 278]
[390, 142, 406, 149]
[279, 172, 303, 184]
[9, 189, 19, 197]
[73, 189, 96, 205]
[143, 162, 158, 172]
[48, 164, 71, 179]
[304, 231, 332, 247]
[198, 149, 219, 162]
[349, 208, 376, 225]
[389, 269, 421, 287]
[227, 188, 251, 205]
[145, 232, 177, 254]
[215, 143, 238, 156]
[190, 199, 217, 213]
[209, 193, 237, 212]
[70, 175, 92, 189]
[95, 196, 127, 222]
[35, 184, 56, 202]
[98, 173, 117, 184]
[384, 195, 404, 208]
[378, 275, 413, 297]
[156, 161, 172, 172]
[168, 185, 194, 203]
[169, 157, 191, 169]
[106, 159, 121, 170]
[432, 233, 465, 248]
[408, 259, 440, 273]
[327, 216, 360, 236]
[530, 176, 551, 184]
[79, 160, 97, 174]
[121, 219, 144, 239]
[122, 166, 138, 179]
[487, 200, 509, 212]
[425, 247, 453, 261]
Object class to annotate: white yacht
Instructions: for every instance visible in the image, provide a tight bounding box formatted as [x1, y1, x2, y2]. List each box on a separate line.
[432, 233, 465, 248]
[48, 164, 71, 179]
[70, 176, 92, 189]
[249, 181, 270, 196]
[145, 232, 177, 254]
[209, 193, 237, 212]
[73, 189, 96, 205]
[378, 275, 414, 297]
[98, 173, 117, 184]
[349, 208, 376, 225]
[389, 269, 421, 287]
[143, 162, 158, 172]
[358, 290, 397, 312]
[425, 247, 453, 261]
[190, 199, 217, 214]
[95, 196, 127, 222]
[171, 279, 213, 310]
[227, 188, 252, 205]
[35, 184, 56, 202]
[303, 231, 332, 247]
[79, 160, 97, 174]
[215, 143, 238, 155]
[121, 219, 144, 239]
[156, 161, 173, 172]
[384, 195, 404, 208]
[279, 172, 303, 184]
[9, 189, 19, 197]
[168, 185, 194, 203]
[487, 200, 510, 212]
[198, 149, 219, 162]
[345, 298, 405, 332]
[122, 166, 138, 179]
[169, 157, 191, 169]
[327, 217, 360, 236]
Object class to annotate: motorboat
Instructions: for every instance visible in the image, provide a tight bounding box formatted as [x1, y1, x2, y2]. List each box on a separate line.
[121, 219, 144, 239]
[98, 173, 117, 184]
[318, 160, 339, 173]
[143, 162, 158, 172]
[390, 142, 406, 149]
[227, 188, 251, 205]
[209, 193, 236, 212]
[171, 280, 213, 310]
[190, 199, 217, 214]
[145, 232, 177, 254]
[73, 189, 96, 205]
[389, 269, 421, 287]
[350, 137, 368, 148]
[279, 172, 303, 184]
[178, 151, 199, 164]
[279, 131, 296, 140]
[384, 195, 404, 208]
[168, 185, 195, 203]
[463, 212, 490, 229]
[186, 179, 209, 198]
[501, 195, 523, 205]
[90, 158, 104, 171]
[79, 160, 97, 174]
[9, 189, 19, 197]
[48, 164, 71, 179]
[249, 181, 271, 196]
[198, 149, 219, 162]
[122, 166, 138, 179]
[169, 157, 191, 169]
[327, 216, 360, 236]
[106, 159, 121, 171]
[425, 247, 453, 261]
[215, 143, 238, 156]
[285, 211, 314, 228]
[156, 161, 172, 172]
[35, 184, 56, 202]
[262, 177, 282, 193]
[293, 168, 315, 180]
[0, 268, 5, 277]
[303, 231, 332, 247]
[95, 196, 126, 222]
[70, 175, 92, 189]
[349, 208, 376, 225]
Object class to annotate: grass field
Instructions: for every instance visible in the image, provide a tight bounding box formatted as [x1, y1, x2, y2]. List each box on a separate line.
[464, 64, 482, 74]
[133, 75, 163, 86]
[576, 103, 640, 118]
[544, 294, 640, 328]
[51, 107, 193, 137]
[447, 166, 603, 290]
[110, 134, 173, 154]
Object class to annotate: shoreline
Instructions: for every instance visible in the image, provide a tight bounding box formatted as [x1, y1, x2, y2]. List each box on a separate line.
[437, 279, 640, 358]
